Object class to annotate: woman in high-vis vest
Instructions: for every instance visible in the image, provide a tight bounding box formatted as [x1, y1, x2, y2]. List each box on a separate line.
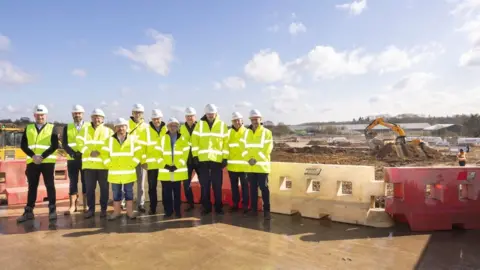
[157, 117, 190, 218]
[102, 118, 143, 220]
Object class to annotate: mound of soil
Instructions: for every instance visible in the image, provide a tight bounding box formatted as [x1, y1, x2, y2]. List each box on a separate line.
[306, 140, 327, 146]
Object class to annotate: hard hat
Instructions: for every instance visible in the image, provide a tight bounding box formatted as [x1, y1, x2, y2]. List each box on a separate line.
[132, 103, 145, 112]
[185, 107, 196, 116]
[167, 117, 180, 125]
[33, 104, 48, 115]
[71, 105, 85, 113]
[114, 117, 129, 127]
[249, 109, 262, 118]
[231, 112, 243, 120]
[91, 108, 105, 117]
[151, 109, 163, 119]
[204, 104, 218, 114]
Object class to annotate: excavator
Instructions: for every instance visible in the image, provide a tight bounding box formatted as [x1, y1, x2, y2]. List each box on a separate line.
[0, 125, 27, 160]
[364, 118, 433, 158]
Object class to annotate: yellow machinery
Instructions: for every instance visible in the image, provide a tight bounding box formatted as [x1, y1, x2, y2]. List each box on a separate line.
[0, 126, 27, 160]
[364, 118, 432, 157]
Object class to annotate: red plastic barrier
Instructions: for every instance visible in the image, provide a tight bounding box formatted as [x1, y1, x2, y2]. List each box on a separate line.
[180, 168, 262, 211]
[385, 167, 480, 231]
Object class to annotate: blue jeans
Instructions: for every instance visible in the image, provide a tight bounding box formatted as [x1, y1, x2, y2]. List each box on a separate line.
[112, 183, 134, 201]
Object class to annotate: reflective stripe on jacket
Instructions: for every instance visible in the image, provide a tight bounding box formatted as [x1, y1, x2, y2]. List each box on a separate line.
[180, 122, 196, 165]
[102, 135, 143, 184]
[242, 125, 273, 173]
[25, 123, 57, 164]
[191, 116, 229, 163]
[77, 123, 113, 169]
[66, 122, 87, 160]
[226, 126, 248, 172]
[128, 117, 148, 160]
[157, 132, 190, 181]
[143, 122, 167, 169]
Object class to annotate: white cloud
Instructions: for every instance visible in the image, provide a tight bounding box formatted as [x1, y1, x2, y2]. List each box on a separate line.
[336, 0, 368, 15]
[115, 29, 174, 76]
[389, 72, 436, 91]
[0, 34, 11, 51]
[265, 85, 303, 114]
[234, 101, 253, 108]
[71, 68, 87, 77]
[214, 76, 246, 90]
[0, 60, 32, 84]
[451, 0, 480, 18]
[289, 22, 307, 35]
[459, 48, 480, 66]
[452, 1, 480, 66]
[244, 50, 291, 83]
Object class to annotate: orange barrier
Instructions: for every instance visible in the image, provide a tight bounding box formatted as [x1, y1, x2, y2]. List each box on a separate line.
[385, 167, 480, 231]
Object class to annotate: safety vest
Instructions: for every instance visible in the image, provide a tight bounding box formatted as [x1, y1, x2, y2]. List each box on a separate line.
[129, 117, 148, 159]
[180, 122, 196, 163]
[25, 123, 57, 164]
[226, 126, 248, 172]
[458, 152, 466, 161]
[191, 116, 229, 163]
[77, 123, 113, 169]
[242, 125, 273, 173]
[65, 122, 87, 160]
[102, 135, 142, 184]
[144, 122, 167, 170]
[157, 132, 190, 181]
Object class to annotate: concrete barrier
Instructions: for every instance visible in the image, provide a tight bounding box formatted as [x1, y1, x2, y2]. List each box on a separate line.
[270, 162, 394, 228]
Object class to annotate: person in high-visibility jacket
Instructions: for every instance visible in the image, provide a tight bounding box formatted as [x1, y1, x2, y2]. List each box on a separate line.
[142, 109, 167, 215]
[457, 149, 467, 167]
[179, 106, 198, 211]
[242, 109, 273, 220]
[226, 112, 249, 213]
[126, 103, 148, 213]
[102, 118, 143, 220]
[62, 105, 88, 215]
[157, 117, 190, 218]
[191, 104, 229, 215]
[76, 108, 113, 219]
[17, 104, 59, 223]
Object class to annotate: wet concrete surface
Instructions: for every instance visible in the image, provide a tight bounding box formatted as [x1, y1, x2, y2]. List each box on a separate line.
[1, 202, 479, 270]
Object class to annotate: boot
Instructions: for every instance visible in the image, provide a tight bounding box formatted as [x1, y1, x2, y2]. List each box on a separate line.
[16, 206, 35, 223]
[64, 194, 78, 215]
[82, 193, 87, 213]
[108, 201, 122, 221]
[126, 201, 136, 219]
[49, 205, 57, 220]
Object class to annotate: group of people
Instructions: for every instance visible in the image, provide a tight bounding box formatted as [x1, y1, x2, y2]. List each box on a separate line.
[16, 102, 273, 223]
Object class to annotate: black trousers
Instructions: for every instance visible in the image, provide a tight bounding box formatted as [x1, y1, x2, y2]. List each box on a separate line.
[147, 169, 159, 212]
[459, 161, 466, 166]
[249, 173, 270, 212]
[161, 181, 181, 215]
[67, 159, 85, 195]
[228, 171, 249, 209]
[198, 161, 223, 212]
[26, 163, 56, 208]
[183, 164, 197, 205]
[84, 169, 109, 213]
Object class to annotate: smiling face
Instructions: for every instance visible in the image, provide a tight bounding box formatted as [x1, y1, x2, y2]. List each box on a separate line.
[91, 115, 104, 127]
[206, 113, 216, 122]
[250, 117, 261, 129]
[34, 113, 46, 125]
[185, 114, 196, 125]
[72, 112, 83, 123]
[232, 118, 243, 129]
[152, 117, 162, 127]
[168, 123, 179, 133]
[132, 111, 144, 122]
[115, 124, 127, 136]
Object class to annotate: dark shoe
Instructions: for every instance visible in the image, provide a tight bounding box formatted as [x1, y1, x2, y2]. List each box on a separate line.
[16, 207, 34, 223]
[48, 206, 57, 221]
[201, 209, 212, 216]
[175, 213, 182, 218]
[243, 209, 250, 216]
[137, 206, 146, 213]
[248, 211, 258, 217]
[229, 206, 239, 212]
[84, 211, 94, 219]
[264, 211, 271, 220]
[100, 210, 107, 218]
[148, 210, 156, 215]
[215, 209, 224, 215]
[185, 204, 194, 212]
[164, 212, 173, 218]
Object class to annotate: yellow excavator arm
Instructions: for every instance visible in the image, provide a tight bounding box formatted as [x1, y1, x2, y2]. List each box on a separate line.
[364, 117, 407, 144]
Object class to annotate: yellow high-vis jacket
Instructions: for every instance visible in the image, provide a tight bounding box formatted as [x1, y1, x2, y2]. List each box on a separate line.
[226, 125, 248, 172]
[128, 117, 148, 161]
[157, 132, 190, 181]
[242, 125, 273, 174]
[102, 134, 143, 184]
[25, 123, 57, 164]
[191, 115, 229, 163]
[76, 123, 113, 170]
[143, 121, 167, 170]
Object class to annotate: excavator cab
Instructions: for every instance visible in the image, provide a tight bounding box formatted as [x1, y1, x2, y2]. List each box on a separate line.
[0, 126, 26, 160]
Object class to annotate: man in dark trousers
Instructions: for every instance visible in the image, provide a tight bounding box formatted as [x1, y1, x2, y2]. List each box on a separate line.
[17, 104, 59, 223]
[179, 107, 198, 211]
[63, 105, 88, 215]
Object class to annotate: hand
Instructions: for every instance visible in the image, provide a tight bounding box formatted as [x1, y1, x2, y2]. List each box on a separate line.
[192, 157, 199, 165]
[221, 159, 227, 168]
[248, 158, 257, 166]
[74, 152, 82, 159]
[33, 155, 43, 164]
[169, 165, 177, 172]
[90, 151, 99, 157]
[141, 163, 148, 170]
[164, 165, 172, 171]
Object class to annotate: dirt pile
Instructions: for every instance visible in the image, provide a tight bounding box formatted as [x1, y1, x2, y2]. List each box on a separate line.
[306, 140, 327, 146]
[274, 142, 290, 149]
[376, 143, 447, 161]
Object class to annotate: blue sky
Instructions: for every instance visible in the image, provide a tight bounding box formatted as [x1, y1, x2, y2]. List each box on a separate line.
[1, 0, 480, 124]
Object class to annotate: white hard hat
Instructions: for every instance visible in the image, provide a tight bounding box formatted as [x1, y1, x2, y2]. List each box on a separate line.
[204, 104, 218, 114]
[185, 107, 196, 116]
[91, 108, 105, 117]
[114, 117, 129, 127]
[132, 103, 145, 112]
[231, 112, 243, 120]
[167, 117, 180, 125]
[33, 104, 48, 115]
[151, 109, 163, 119]
[249, 109, 262, 118]
[72, 105, 85, 113]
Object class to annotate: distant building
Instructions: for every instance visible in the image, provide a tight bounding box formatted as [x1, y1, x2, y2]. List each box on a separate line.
[264, 121, 274, 127]
[423, 124, 462, 136]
